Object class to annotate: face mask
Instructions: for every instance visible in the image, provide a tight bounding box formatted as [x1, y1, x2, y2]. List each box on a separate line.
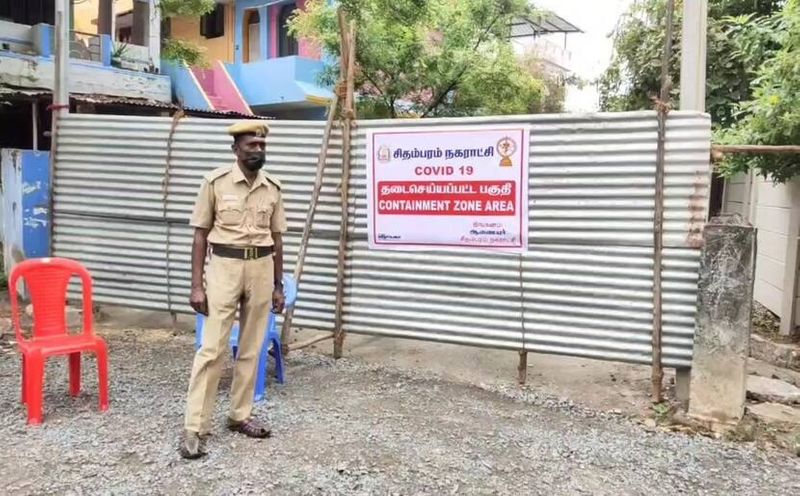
[242, 151, 266, 171]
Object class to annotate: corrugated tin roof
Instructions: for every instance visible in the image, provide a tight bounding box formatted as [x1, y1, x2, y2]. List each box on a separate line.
[510, 12, 582, 38]
[0, 88, 51, 100]
[72, 95, 271, 120]
[0, 89, 269, 120]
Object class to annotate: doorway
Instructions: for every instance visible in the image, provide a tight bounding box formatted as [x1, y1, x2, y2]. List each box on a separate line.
[278, 3, 298, 57]
[243, 9, 260, 62]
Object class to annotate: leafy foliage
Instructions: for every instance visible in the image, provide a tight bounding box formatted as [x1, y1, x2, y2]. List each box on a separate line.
[158, 0, 216, 19]
[162, 39, 209, 67]
[599, 0, 783, 128]
[518, 50, 583, 114]
[720, 0, 800, 181]
[159, 0, 216, 65]
[290, 0, 552, 118]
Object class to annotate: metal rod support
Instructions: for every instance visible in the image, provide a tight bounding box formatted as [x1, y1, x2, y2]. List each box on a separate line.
[288, 332, 335, 351]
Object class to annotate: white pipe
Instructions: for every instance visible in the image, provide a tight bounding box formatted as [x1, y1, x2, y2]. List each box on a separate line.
[32, 101, 38, 151]
[53, 0, 70, 111]
[147, 0, 161, 71]
[679, 0, 708, 111]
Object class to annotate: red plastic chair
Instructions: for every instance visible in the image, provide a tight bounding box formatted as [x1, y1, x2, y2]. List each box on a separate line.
[9, 257, 109, 425]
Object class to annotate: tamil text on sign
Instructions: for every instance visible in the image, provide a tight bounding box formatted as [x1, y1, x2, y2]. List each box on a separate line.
[366, 126, 530, 252]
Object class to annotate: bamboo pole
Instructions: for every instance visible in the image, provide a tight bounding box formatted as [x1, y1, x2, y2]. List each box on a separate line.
[280, 94, 340, 350]
[333, 15, 356, 359]
[712, 144, 800, 156]
[651, 0, 676, 404]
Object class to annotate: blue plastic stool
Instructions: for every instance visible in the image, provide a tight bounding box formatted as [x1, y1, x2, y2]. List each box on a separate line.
[194, 275, 298, 402]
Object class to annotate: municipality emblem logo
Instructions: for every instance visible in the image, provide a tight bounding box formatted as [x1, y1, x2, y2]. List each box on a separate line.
[497, 137, 517, 167]
[377, 145, 391, 163]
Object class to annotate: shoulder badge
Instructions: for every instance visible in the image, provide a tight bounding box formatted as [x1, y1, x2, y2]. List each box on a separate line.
[203, 166, 231, 183]
[263, 172, 282, 190]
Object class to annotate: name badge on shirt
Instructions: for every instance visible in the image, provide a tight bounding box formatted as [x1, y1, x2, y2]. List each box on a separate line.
[222, 194, 239, 202]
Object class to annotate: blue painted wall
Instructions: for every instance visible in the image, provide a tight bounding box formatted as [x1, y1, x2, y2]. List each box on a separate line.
[234, 0, 274, 64]
[20, 151, 50, 259]
[227, 56, 304, 105]
[225, 56, 331, 107]
[162, 0, 334, 115]
[1, 149, 51, 278]
[161, 61, 213, 110]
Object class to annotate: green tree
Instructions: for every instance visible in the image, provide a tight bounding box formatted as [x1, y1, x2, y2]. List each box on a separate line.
[159, 0, 216, 66]
[599, 0, 783, 129]
[290, 0, 548, 118]
[517, 50, 583, 114]
[720, 0, 800, 182]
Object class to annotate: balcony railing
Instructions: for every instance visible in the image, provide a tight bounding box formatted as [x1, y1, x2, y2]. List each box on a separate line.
[0, 20, 155, 72]
[70, 31, 102, 63]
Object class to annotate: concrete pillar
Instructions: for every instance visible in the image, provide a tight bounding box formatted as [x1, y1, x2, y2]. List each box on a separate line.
[146, 0, 161, 71]
[97, 0, 113, 35]
[679, 0, 708, 112]
[675, 368, 691, 403]
[132, 0, 148, 46]
[688, 214, 756, 426]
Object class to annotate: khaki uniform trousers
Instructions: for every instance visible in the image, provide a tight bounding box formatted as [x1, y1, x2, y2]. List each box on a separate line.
[184, 253, 274, 433]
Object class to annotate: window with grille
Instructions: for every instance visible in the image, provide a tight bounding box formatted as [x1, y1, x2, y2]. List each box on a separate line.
[200, 4, 225, 39]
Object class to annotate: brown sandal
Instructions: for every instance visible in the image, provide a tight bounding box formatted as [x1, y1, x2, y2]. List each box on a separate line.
[227, 417, 272, 439]
[179, 430, 208, 460]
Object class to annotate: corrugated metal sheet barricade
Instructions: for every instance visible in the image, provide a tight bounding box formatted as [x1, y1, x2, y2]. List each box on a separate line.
[53, 111, 711, 369]
[54, 114, 343, 331]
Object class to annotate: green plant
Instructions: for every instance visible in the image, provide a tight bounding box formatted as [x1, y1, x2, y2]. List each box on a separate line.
[719, 0, 800, 182]
[518, 51, 583, 114]
[110, 42, 128, 67]
[652, 401, 674, 421]
[158, 0, 216, 18]
[599, 0, 784, 129]
[290, 0, 548, 118]
[158, 0, 216, 65]
[0, 251, 6, 289]
[162, 39, 209, 67]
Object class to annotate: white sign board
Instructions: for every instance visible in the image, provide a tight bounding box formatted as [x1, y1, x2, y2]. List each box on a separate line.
[366, 126, 530, 252]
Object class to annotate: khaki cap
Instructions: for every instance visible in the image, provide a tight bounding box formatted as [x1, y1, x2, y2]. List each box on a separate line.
[227, 121, 270, 137]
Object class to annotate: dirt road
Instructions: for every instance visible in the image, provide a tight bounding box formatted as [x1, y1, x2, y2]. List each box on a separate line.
[0, 326, 798, 495]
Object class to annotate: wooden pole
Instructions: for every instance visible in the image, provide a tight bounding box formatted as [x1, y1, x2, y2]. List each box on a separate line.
[652, 0, 675, 404]
[281, 8, 354, 351]
[280, 94, 340, 350]
[712, 144, 800, 156]
[333, 15, 356, 359]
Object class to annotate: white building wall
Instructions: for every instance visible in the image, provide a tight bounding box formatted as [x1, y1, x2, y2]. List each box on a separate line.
[723, 173, 800, 334]
[0, 53, 171, 102]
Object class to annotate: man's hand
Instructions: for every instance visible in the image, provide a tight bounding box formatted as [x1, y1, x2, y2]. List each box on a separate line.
[190, 228, 209, 316]
[272, 286, 285, 314]
[190, 287, 208, 316]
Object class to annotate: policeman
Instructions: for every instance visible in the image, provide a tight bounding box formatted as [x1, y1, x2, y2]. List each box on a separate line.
[180, 121, 287, 459]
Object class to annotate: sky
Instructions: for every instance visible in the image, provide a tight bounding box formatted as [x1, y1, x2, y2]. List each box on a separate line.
[533, 0, 635, 112]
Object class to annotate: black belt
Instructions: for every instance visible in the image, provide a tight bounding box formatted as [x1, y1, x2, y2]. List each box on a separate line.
[211, 244, 274, 260]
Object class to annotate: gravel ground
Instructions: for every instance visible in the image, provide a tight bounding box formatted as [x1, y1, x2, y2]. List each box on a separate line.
[1, 327, 799, 496]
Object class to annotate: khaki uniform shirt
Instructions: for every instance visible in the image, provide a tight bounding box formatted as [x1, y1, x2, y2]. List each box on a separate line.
[190, 164, 288, 247]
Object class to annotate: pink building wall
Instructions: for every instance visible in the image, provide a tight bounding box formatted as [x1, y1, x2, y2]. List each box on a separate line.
[269, 5, 280, 58]
[267, 0, 321, 60]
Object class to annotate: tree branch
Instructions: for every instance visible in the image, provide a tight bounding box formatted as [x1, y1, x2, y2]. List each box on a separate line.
[362, 70, 386, 97]
[421, 13, 503, 117]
